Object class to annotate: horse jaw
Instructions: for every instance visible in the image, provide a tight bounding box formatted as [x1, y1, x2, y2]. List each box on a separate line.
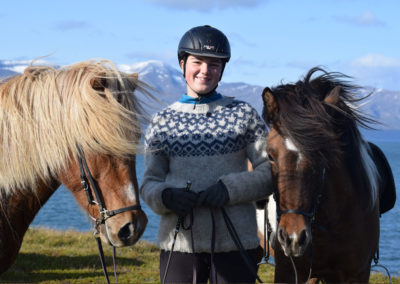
[58, 155, 147, 248]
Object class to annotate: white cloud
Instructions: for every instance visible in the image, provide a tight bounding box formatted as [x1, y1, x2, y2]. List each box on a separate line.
[346, 54, 400, 91]
[334, 11, 385, 27]
[351, 54, 400, 68]
[0, 59, 55, 73]
[141, 0, 265, 11]
[357, 11, 384, 26]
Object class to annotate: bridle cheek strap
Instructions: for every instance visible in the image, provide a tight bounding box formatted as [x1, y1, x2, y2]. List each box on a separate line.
[76, 146, 142, 226]
[76, 146, 142, 284]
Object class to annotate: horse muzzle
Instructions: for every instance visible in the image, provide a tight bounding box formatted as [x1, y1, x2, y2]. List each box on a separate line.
[277, 214, 311, 257]
[100, 210, 148, 247]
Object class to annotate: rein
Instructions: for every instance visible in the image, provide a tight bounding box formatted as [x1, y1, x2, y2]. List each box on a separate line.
[162, 181, 194, 284]
[162, 181, 264, 284]
[76, 146, 142, 284]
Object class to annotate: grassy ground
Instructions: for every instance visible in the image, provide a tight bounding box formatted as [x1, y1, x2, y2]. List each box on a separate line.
[0, 228, 396, 283]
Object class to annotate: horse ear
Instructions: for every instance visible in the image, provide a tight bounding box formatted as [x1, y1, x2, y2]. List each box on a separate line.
[129, 73, 139, 85]
[262, 87, 278, 124]
[324, 86, 341, 105]
[90, 73, 107, 91]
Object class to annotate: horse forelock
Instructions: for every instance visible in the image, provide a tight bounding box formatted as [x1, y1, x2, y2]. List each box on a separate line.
[271, 80, 341, 166]
[270, 67, 379, 208]
[0, 59, 148, 194]
[271, 68, 374, 163]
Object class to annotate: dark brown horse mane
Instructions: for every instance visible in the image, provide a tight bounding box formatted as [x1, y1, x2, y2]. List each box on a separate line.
[265, 67, 378, 206]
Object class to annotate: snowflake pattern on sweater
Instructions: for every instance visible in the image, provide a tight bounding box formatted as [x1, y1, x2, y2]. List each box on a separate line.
[140, 95, 273, 253]
[145, 100, 267, 157]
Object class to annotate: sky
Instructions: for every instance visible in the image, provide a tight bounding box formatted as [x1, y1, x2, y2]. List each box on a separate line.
[1, 0, 399, 91]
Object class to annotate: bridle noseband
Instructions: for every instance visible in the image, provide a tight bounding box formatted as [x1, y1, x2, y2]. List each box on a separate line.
[274, 168, 325, 223]
[76, 146, 142, 284]
[275, 168, 325, 222]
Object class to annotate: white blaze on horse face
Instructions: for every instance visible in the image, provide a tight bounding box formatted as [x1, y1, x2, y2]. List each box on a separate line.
[284, 138, 303, 164]
[125, 183, 137, 202]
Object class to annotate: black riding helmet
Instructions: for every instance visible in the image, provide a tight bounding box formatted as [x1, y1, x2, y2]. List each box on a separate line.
[178, 25, 231, 81]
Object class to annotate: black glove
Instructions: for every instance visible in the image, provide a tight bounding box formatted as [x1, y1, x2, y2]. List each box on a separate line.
[162, 187, 198, 217]
[197, 181, 230, 208]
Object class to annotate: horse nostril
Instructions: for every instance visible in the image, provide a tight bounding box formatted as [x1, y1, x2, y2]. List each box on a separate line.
[278, 228, 284, 240]
[278, 227, 290, 245]
[118, 223, 133, 241]
[298, 229, 307, 247]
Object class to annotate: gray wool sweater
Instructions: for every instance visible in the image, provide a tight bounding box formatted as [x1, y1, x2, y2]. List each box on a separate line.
[140, 93, 273, 253]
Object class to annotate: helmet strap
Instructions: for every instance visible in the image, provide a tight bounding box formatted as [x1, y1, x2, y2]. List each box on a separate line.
[182, 56, 188, 78]
[219, 63, 226, 81]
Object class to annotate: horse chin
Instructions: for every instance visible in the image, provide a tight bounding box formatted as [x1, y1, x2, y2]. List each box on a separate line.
[99, 212, 148, 247]
[281, 243, 308, 258]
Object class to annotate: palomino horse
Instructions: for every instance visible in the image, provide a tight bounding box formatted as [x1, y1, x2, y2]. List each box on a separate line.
[258, 67, 381, 283]
[0, 60, 148, 275]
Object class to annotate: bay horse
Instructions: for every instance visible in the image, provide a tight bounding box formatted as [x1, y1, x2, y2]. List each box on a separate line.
[0, 60, 149, 275]
[259, 67, 381, 283]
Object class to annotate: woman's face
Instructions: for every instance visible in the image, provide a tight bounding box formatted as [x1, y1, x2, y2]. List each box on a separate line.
[181, 55, 223, 97]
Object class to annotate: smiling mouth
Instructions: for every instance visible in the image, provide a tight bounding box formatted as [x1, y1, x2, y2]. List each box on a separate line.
[196, 76, 209, 82]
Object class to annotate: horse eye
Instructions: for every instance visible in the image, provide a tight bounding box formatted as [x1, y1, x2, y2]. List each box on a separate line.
[267, 152, 275, 162]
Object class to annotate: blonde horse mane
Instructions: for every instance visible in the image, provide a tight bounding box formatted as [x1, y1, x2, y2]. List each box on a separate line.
[0, 59, 149, 193]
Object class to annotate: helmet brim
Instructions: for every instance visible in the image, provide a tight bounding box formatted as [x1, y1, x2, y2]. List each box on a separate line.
[181, 49, 230, 62]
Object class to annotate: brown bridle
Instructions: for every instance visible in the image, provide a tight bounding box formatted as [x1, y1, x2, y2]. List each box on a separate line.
[272, 167, 326, 284]
[77, 146, 142, 284]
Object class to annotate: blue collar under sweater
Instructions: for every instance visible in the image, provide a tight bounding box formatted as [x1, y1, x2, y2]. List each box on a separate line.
[179, 92, 222, 104]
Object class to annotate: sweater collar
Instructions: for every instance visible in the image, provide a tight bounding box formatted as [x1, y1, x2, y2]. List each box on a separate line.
[179, 92, 222, 104]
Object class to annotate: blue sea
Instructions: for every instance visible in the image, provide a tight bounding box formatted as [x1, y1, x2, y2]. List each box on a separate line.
[31, 130, 400, 276]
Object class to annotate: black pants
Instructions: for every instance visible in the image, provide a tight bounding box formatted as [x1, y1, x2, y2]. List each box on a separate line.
[160, 248, 258, 284]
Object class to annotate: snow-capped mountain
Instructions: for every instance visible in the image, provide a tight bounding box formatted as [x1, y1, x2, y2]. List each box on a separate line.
[119, 61, 266, 114]
[118, 60, 400, 130]
[0, 69, 17, 78]
[1, 59, 399, 129]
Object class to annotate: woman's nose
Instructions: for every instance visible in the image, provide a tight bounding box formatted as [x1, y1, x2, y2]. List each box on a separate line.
[200, 63, 209, 73]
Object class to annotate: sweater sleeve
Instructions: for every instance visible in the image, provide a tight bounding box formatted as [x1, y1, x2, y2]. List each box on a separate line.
[139, 117, 174, 215]
[219, 106, 274, 205]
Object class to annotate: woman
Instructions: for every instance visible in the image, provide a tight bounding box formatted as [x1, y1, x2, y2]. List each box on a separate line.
[140, 25, 273, 284]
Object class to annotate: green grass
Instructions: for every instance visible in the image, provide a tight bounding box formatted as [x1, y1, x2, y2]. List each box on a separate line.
[0, 228, 397, 283]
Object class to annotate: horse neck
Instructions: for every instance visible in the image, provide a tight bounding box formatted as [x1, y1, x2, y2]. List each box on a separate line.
[0, 178, 60, 274]
[318, 163, 368, 226]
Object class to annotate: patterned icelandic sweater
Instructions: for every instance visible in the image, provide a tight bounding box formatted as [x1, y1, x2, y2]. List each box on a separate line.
[140, 93, 273, 253]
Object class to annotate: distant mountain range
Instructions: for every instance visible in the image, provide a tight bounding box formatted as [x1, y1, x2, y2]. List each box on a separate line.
[120, 60, 400, 130]
[0, 68, 17, 78]
[1, 59, 399, 129]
